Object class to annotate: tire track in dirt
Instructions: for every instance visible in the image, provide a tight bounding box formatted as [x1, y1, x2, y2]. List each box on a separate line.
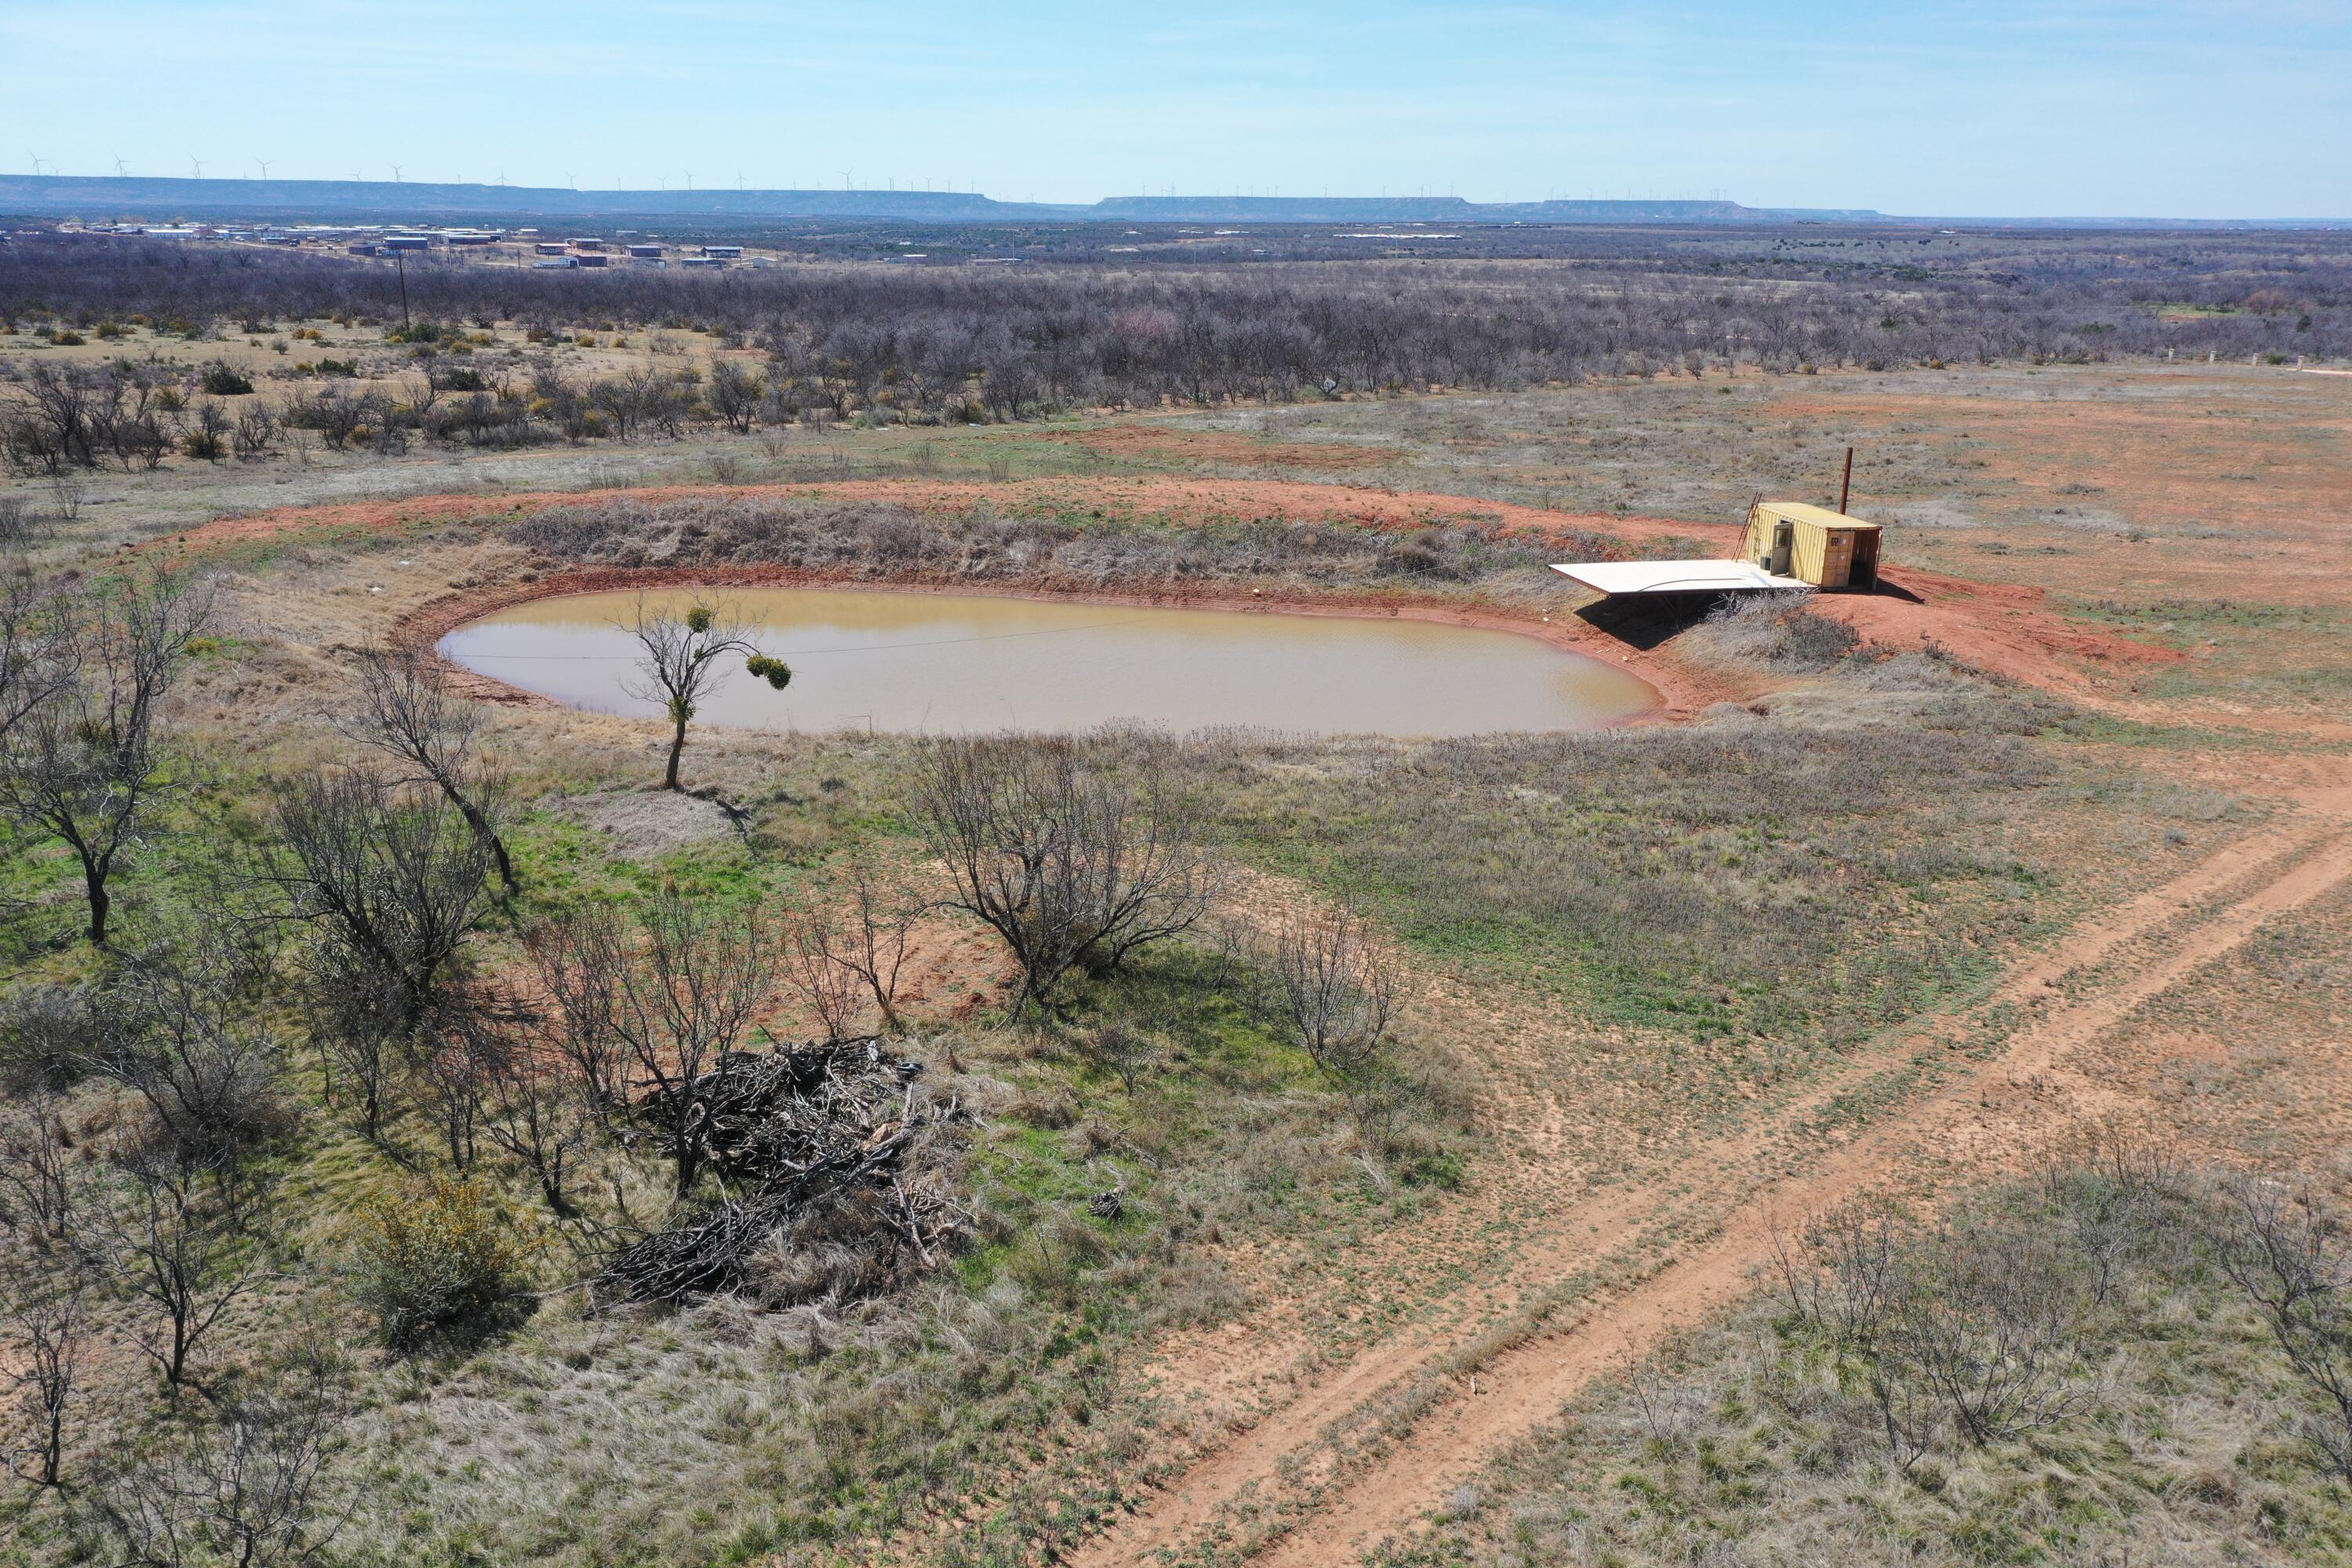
[1074, 811, 2352, 1568]
[1253, 822, 2352, 1568]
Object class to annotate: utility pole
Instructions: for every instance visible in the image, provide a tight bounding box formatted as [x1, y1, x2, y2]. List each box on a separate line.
[395, 249, 411, 330]
[1838, 446, 1854, 514]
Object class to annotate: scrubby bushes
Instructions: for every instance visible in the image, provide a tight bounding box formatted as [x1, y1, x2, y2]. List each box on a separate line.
[7, 228, 2350, 424]
[914, 727, 1226, 1009]
[347, 1177, 528, 1348]
[511, 492, 1596, 590]
[1692, 588, 1862, 670]
[1403, 1151, 2352, 1568]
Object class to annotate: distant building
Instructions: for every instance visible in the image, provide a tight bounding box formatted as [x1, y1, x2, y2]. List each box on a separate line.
[535, 242, 568, 256]
[567, 237, 606, 252]
[532, 257, 578, 270]
[627, 244, 665, 258]
[347, 241, 385, 256]
[700, 244, 742, 259]
[680, 256, 724, 269]
[575, 252, 610, 267]
[383, 234, 431, 251]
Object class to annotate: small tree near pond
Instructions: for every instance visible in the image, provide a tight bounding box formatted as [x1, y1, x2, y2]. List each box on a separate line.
[622, 597, 790, 791]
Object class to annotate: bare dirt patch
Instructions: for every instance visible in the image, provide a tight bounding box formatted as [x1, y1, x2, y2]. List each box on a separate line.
[546, 788, 744, 859]
[1818, 567, 2186, 695]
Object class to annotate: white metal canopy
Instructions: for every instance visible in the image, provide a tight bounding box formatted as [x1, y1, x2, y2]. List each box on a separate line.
[1549, 560, 1809, 596]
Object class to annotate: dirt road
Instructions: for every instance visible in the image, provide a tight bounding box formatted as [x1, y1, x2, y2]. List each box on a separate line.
[1074, 789, 2352, 1568]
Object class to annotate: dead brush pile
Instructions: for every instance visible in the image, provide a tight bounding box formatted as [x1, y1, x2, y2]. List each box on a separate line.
[598, 1036, 971, 1308]
[509, 494, 1603, 591]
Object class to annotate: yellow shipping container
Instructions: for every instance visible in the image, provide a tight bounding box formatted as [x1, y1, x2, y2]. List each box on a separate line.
[1740, 501, 1883, 590]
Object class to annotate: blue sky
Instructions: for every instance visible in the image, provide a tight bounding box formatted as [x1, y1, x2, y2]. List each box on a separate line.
[5, 2, 2346, 216]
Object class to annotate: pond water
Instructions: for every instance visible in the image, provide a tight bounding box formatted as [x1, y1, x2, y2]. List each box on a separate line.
[438, 587, 1657, 737]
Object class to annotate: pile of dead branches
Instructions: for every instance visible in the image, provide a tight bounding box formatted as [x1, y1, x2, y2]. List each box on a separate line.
[598, 1036, 970, 1308]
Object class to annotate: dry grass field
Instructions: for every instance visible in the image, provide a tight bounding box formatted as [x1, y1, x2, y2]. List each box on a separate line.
[0, 281, 2347, 1568]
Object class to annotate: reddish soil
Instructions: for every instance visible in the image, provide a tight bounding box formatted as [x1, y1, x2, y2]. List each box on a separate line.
[1824, 566, 2185, 695]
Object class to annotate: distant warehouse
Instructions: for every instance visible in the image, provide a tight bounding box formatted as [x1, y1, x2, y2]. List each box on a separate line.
[532, 257, 578, 270]
[700, 245, 742, 259]
[627, 243, 665, 258]
[535, 242, 568, 256]
[383, 234, 431, 251]
[681, 256, 724, 269]
[575, 252, 610, 268]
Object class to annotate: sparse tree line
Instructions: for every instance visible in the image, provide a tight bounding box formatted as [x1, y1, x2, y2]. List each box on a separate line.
[0, 557, 1413, 1558]
[2, 230, 2346, 473]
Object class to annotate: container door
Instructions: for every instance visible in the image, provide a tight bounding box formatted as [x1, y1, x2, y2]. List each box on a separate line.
[1851, 532, 1880, 589]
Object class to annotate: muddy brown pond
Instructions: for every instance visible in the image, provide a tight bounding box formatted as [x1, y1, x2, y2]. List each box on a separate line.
[439, 587, 1657, 736]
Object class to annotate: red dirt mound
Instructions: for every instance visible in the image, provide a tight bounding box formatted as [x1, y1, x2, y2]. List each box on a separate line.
[1822, 568, 2183, 695]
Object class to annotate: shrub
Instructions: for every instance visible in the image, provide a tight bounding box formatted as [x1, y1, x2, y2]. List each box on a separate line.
[1693, 589, 1861, 670]
[199, 362, 255, 396]
[347, 1176, 528, 1348]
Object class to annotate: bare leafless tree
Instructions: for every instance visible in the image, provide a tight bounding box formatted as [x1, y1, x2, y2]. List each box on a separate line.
[2, 1251, 90, 1488]
[620, 597, 786, 791]
[782, 916, 869, 1042]
[0, 564, 213, 944]
[1264, 895, 1396, 1081]
[267, 768, 494, 1032]
[470, 1012, 594, 1216]
[2216, 1176, 2352, 1478]
[339, 644, 517, 892]
[913, 729, 1223, 1011]
[95, 1332, 354, 1567]
[1878, 1220, 2097, 1448]
[0, 572, 71, 748]
[522, 906, 630, 1119]
[779, 851, 925, 1039]
[1768, 1197, 1906, 1352]
[829, 848, 924, 1029]
[0, 1091, 79, 1242]
[100, 940, 286, 1169]
[604, 888, 777, 1196]
[92, 1140, 272, 1388]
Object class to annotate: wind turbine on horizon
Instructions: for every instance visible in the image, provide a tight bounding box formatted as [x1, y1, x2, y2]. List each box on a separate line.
[111, 151, 128, 176]
[255, 158, 271, 180]
[390, 164, 402, 183]
[189, 156, 205, 178]
[27, 153, 46, 176]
